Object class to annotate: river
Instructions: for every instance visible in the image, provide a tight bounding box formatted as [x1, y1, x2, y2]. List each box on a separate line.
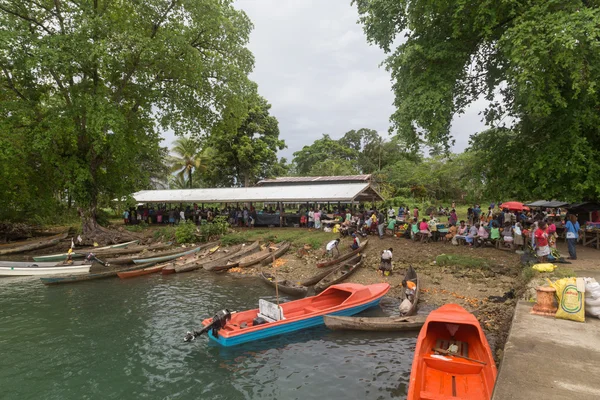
[0, 273, 416, 399]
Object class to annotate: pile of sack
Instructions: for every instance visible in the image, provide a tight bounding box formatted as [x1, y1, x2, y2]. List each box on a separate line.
[585, 278, 600, 319]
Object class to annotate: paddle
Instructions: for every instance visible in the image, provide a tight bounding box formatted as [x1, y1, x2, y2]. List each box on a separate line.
[432, 347, 487, 365]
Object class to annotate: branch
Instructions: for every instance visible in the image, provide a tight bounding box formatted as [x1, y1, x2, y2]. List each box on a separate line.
[0, 66, 28, 101]
[0, 4, 55, 35]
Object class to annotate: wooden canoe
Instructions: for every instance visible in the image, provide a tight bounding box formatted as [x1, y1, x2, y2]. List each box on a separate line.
[400, 265, 419, 316]
[0, 263, 92, 276]
[160, 245, 221, 275]
[316, 239, 368, 268]
[323, 315, 427, 332]
[0, 232, 67, 256]
[174, 245, 241, 274]
[259, 271, 308, 297]
[299, 265, 338, 286]
[0, 260, 89, 268]
[261, 242, 291, 266]
[238, 242, 287, 268]
[108, 241, 212, 265]
[117, 249, 205, 278]
[314, 254, 364, 293]
[33, 239, 140, 261]
[132, 246, 201, 264]
[204, 241, 260, 272]
[407, 304, 497, 399]
[40, 262, 156, 285]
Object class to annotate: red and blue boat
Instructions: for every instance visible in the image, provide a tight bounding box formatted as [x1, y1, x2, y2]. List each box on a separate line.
[184, 282, 390, 346]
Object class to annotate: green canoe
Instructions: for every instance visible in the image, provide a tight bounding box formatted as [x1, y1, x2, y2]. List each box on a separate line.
[33, 240, 139, 262]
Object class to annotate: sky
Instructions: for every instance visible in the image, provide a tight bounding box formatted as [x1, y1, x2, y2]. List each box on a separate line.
[161, 0, 487, 158]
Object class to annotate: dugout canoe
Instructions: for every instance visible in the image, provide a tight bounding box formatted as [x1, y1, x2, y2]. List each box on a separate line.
[175, 245, 242, 274]
[259, 271, 308, 297]
[33, 239, 140, 262]
[299, 265, 338, 286]
[314, 254, 364, 293]
[0, 232, 68, 256]
[238, 242, 288, 268]
[204, 241, 260, 272]
[161, 245, 221, 275]
[407, 304, 497, 399]
[323, 315, 427, 332]
[316, 240, 368, 268]
[260, 242, 291, 266]
[185, 282, 390, 346]
[108, 242, 204, 265]
[400, 265, 419, 316]
[0, 263, 92, 276]
[40, 262, 157, 285]
[132, 246, 202, 264]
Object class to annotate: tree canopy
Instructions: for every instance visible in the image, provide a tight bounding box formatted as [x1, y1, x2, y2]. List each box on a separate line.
[354, 0, 600, 200]
[0, 0, 255, 229]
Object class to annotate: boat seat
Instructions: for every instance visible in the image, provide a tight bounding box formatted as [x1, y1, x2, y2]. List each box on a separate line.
[435, 339, 468, 357]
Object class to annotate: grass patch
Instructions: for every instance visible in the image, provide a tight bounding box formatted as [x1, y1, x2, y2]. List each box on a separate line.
[552, 267, 576, 279]
[153, 226, 176, 242]
[521, 266, 538, 282]
[435, 253, 490, 268]
[220, 228, 337, 250]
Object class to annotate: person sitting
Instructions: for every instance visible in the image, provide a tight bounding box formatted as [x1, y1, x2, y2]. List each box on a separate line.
[453, 220, 468, 245]
[513, 222, 524, 250]
[465, 223, 479, 246]
[326, 238, 341, 257]
[379, 248, 393, 276]
[489, 221, 501, 245]
[476, 223, 489, 247]
[501, 222, 514, 249]
[428, 216, 439, 241]
[350, 233, 360, 250]
[418, 218, 432, 242]
[445, 223, 457, 242]
[386, 217, 397, 236]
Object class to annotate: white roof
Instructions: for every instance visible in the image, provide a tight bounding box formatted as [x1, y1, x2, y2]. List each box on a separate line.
[131, 183, 383, 203]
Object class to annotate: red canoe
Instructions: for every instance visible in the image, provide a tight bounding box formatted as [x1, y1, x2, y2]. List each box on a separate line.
[407, 304, 497, 399]
[117, 264, 165, 279]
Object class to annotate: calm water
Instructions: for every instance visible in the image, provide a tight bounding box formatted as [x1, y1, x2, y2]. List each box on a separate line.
[0, 273, 416, 399]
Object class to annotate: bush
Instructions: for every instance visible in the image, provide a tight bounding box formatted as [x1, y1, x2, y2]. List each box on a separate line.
[199, 216, 229, 242]
[175, 221, 198, 244]
[153, 226, 176, 242]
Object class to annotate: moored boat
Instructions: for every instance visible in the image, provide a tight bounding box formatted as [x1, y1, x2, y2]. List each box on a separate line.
[0, 260, 88, 268]
[0, 263, 92, 276]
[33, 240, 140, 262]
[323, 315, 426, 332]
[204, 241, 260, 272]
[132, 246, 201, 264]
[261, 242, 291, 266]
[40, 262, 156, 285]
[259, 271, 308, 297]
[314, 254, 363, 292]
[316, 239, 368, 268]
[238, 242, 287, 268]
[117, 264, 165, 279]
[400, 265, 419, 316]
[407, 304, 497, 399]
[183, 282, 390, 346]
[175, 245, 241, 274]
[0, 232, 68, 256]
[299, 265, 338, 286]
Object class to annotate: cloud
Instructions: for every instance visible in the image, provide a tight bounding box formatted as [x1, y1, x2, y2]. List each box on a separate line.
[160, 0, 487, 158]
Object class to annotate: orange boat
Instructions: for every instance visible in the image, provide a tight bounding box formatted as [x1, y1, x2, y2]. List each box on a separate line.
[407, 304, 497, 400]
[117, 263, 165, 279]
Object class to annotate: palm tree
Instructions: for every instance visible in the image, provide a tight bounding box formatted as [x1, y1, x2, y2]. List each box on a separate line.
[167, 137, 207, 188]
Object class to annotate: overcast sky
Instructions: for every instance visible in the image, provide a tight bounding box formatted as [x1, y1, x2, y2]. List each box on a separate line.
[162, 0, 487, 158]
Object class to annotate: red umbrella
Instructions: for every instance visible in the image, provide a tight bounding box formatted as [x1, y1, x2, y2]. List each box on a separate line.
[499, 201, 530, 211]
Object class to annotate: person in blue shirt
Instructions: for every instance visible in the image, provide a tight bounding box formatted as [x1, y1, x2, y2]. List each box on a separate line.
[565, 214, 581, 260]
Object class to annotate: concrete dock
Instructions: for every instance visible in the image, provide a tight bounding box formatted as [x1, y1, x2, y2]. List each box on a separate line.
[493, 297, 600, 399]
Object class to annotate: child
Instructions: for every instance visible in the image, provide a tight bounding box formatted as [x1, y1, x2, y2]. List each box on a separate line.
[350, 233, 360, 250]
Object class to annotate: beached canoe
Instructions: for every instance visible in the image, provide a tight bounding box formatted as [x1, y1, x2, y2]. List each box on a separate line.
[107, 242, 198, 265]
[132, 246, 201, 264]
[238, 242, 288, 268]
[40, 262, 156, 285]
[175, 245, 242, 274]
[33, 240, 140, 262]
[314, 254, 364, 293]
[159, 246, 220, 275]
[204, 242, 260, 272]
[117, 263, 165, 279]
[259, 271, 308, 297]
[184, 282, 390, 346]
[0, 260, 88, 268]
[323, 315, 427, 332]
[407, 304, 497, 399]
[400, 265, 419, 316]
[261, 242, 291, 266]
[0, 232, 68, 256]
[316, 239, 368, 268]
[0, 263, 92, 276]
[299, 265, 338, 286]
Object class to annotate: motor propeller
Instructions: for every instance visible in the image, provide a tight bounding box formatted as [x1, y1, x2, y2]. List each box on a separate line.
[184, 309, 232, 342]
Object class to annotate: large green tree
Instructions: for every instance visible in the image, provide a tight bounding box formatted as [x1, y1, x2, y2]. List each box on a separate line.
[0, 0, 254, 239]
[203, 93, 285, 187]
[354, 0, 600, 200]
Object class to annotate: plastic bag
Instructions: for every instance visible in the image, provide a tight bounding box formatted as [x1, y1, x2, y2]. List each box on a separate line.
[585, 296, 600, 307]
[586, 305, 600, 319]
[548, 277, 585, 322]
[399, 299, 412, 314]
[584, 278, 600, 300]
[532, 263, 557, 272]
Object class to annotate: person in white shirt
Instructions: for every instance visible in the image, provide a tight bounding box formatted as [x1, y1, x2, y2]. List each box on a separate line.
[326, 238, 340, 257]
[379, 248, 393, 275]
[308, 210, 315, 228]
[388, 207, 395, 219]
[179, 210, 185, 222]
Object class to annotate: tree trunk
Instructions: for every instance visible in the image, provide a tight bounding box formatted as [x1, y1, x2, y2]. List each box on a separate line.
[78, 206, 138, 246]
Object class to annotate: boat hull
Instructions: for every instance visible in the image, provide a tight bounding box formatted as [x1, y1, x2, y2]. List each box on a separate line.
[33, 240, 139, 262]
[323, 315, 426, 332]
[0, 264, 91, 276]
[132, 246, 200, 264]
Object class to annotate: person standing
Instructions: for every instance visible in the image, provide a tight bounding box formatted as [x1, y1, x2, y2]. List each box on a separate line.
[308, 209, 315, 229]
[388, 206, 395, 220]
[535, 221, 550, 262]
[565, 215, 581, 260]
[179, 209, 185, 223]
[377, 209, 386, 239]
[314, 209, 321, 229]
[413, 206, 419, 220]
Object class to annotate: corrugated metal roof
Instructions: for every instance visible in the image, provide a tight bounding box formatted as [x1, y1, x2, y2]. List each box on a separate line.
[132, 183, 383, 203]
[525, 200, 570, 208]
[256, 175, 371, 186]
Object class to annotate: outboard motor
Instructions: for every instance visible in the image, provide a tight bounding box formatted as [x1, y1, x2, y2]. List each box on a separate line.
[184, 309, 232, 342]
[85, 253, 107, 266]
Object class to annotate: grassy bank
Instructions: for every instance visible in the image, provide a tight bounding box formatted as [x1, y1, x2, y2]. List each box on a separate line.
[220, 228, 337, 250]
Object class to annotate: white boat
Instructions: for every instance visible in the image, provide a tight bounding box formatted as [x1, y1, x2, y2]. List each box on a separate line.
[0, 260, 88, 268]
[32, 240, 140, 262]
[0, 264, 92, 276]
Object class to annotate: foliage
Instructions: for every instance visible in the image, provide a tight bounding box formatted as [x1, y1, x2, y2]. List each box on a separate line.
[0, 0, 255, 224]
[202, 93, 285, 187]
[167, 137, 208, 188]
[153, 226, 176, 242]
[221, 228, 337, 250]
[354, 0, 600, 200]
[199, 216, 229, 241]
[175, 221, 199, 244]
